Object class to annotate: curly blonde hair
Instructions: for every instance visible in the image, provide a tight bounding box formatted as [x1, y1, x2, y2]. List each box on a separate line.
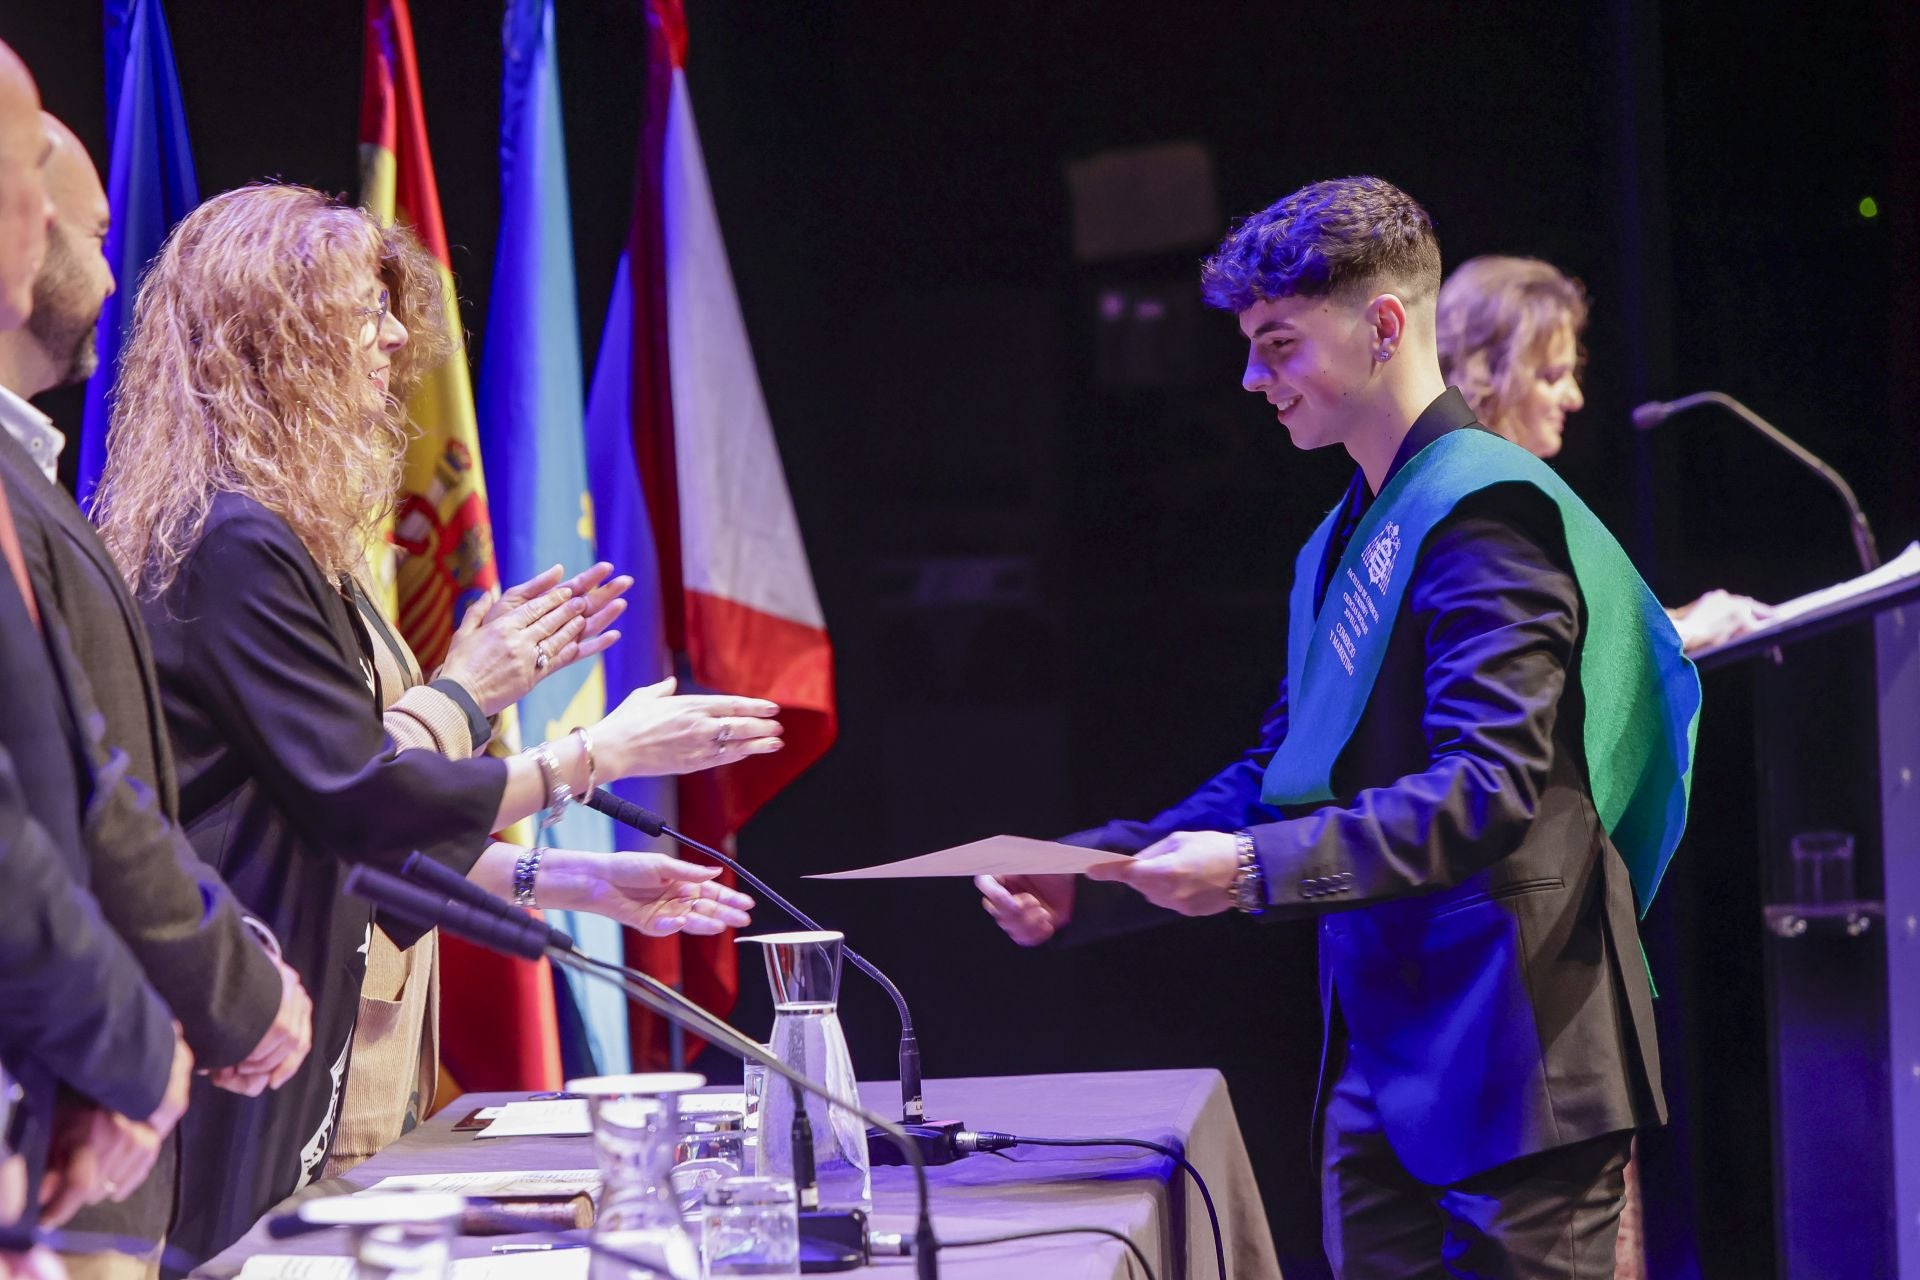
[1436, 255, 1587, 439]
[95, 183, 452, 597]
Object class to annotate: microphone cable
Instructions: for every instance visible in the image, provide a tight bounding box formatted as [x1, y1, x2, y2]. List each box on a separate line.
[934, 1225, 1157, 1279]
[956, 1132, 1226, 1279]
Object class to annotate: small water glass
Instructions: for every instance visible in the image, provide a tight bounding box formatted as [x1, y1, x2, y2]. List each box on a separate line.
[672, 1112, 747, 1218]
[700, 1176, 799, 1277]
[1790, 830, 1856, 904]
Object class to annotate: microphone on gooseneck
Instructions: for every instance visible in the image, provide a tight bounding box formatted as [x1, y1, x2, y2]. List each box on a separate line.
[581, 788, 939, 1149]
[1632, 390, 1881, 572]
[399, 852, 574, 951]
[344, 864, 552, 961]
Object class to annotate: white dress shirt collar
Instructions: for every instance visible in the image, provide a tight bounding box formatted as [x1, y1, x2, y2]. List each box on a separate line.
[0, 384, 65, 484]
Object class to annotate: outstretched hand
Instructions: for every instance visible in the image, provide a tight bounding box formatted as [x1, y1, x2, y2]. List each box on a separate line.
[594, 678, 784, 779]
[540, 849, 755, 937]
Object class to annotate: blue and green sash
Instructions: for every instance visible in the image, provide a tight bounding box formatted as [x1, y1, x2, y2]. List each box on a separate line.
[1260, 428, 1702, 915]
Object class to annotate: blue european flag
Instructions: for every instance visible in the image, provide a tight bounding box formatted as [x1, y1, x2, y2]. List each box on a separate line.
[79, 0, 199, 510]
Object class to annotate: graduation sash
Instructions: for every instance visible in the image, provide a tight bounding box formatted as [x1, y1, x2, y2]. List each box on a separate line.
[1260, 427, 1702, 915]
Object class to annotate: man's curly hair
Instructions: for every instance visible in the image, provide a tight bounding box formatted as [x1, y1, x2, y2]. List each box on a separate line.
[1200, 176, 1442, 313]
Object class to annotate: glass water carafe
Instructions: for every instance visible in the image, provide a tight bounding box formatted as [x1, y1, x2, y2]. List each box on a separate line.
[740, 931, 872, 1215]
[570, 1072, 706, 1279]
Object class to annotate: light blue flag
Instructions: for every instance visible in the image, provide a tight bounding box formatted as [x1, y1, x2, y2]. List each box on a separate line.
[476, 0, 628, 1077]
[79, 0, 199, 510]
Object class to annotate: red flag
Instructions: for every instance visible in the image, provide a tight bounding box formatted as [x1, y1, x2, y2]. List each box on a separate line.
[360, 0, 562, 1092]
[623, 0, 837, 1066]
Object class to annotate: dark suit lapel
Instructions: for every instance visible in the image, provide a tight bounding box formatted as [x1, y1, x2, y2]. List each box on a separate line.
[0, 427, 183, 812]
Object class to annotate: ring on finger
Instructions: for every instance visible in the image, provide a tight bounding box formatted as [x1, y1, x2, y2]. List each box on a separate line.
[535, 641, 551, 672]
[713, 721, 734, 756]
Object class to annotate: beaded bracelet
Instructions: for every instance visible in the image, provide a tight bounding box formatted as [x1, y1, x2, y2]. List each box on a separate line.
[513, 846, 546, 907]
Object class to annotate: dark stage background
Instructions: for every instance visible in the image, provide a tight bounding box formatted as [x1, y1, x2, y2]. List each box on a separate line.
[8, 2, 1916, 1277]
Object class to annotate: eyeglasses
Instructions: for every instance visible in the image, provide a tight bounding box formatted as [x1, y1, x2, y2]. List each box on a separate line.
[354, 288, 390, 348]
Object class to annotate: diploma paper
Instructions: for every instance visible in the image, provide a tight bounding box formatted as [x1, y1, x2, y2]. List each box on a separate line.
[806, 835, 1131, 881]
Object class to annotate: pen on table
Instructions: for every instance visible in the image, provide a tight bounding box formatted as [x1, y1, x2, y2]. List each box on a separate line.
[491, 1242, 582, 1253]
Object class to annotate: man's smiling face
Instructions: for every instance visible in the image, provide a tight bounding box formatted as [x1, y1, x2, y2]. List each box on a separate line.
[1236, 291, 1380, 453]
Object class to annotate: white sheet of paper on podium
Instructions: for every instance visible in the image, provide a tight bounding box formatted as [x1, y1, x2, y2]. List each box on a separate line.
[1763, 541, 1920, 629]
[806, 835, 1130, 880]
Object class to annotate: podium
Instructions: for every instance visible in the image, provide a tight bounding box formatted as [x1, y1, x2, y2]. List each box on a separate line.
[1695, 549, 1920, 1278]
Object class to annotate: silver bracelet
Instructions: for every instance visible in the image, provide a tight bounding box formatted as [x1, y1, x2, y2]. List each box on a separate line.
[530, 740, 571, 832]
[571, 725, 597, 799]
[513, 846, 546, 907]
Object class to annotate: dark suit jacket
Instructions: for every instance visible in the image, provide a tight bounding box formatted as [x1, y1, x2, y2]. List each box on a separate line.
[144, 492, 506, 1265]
[0, 431, 281, 1066]
[0, 429, 284, 1241]
[0, 556, 173, 1214]
[1064, 404, 1664, 1186]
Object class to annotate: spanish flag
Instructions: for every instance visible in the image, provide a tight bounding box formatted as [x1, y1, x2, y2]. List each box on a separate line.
[359, 0, 562, 1092]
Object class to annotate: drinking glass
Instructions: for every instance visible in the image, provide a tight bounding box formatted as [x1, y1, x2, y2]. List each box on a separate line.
[1790, 830, 1856, 904]
[570, 1072, 706, 1280]
[700, 1176, 800, 1277]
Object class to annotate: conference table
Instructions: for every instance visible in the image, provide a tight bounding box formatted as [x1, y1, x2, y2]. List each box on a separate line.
[198, 1068, 1283, 1279]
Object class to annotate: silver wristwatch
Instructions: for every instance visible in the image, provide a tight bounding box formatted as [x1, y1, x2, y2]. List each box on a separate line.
[1229, 830, 1266, 915]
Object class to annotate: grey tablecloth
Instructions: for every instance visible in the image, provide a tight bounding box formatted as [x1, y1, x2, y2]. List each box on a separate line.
[195, 1069, 1282, 1280]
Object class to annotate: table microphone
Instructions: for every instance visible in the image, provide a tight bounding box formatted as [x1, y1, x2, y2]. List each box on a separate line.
[580, 789, 962, 1167]
[1632, 390, 1881, 572]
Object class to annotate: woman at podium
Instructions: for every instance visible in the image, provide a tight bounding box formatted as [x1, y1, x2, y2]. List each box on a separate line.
[1436, 254, 1773, 653]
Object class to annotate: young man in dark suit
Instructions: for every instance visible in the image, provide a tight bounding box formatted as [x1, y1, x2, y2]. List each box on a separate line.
[0, 115, 314, 1275]
[979, 177, 1700, 1278]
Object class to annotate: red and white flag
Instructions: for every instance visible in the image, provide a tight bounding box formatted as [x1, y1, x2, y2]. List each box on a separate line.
[620, 0, 836, 1065]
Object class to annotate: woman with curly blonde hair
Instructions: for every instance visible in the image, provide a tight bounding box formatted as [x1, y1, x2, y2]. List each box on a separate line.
[94, 184, 784, 1262]
[1438, 254, 1771, 654]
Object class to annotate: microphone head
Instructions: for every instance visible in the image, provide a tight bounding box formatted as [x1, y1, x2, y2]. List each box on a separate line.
[583, 786, 667, 837]
[1630, 401, 1669, 431]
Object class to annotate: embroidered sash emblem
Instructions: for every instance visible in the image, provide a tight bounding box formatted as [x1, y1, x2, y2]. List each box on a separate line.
[1362, 521, 1401, 594]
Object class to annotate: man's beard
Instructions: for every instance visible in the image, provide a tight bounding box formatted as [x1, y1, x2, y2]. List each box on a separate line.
[26, 227, 102, 389]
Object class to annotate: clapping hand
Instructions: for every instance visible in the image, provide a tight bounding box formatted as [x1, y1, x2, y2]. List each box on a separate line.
[439, 563, 635, 717]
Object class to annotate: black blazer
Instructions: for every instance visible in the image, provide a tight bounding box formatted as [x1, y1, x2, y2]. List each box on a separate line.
[1064, 409, 1664, 1186]
[0, 557, 173, 1213]
[0, 429, 286, 1242]
[0, 431, 281, 1066]
[143, 491, 507, 1265]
